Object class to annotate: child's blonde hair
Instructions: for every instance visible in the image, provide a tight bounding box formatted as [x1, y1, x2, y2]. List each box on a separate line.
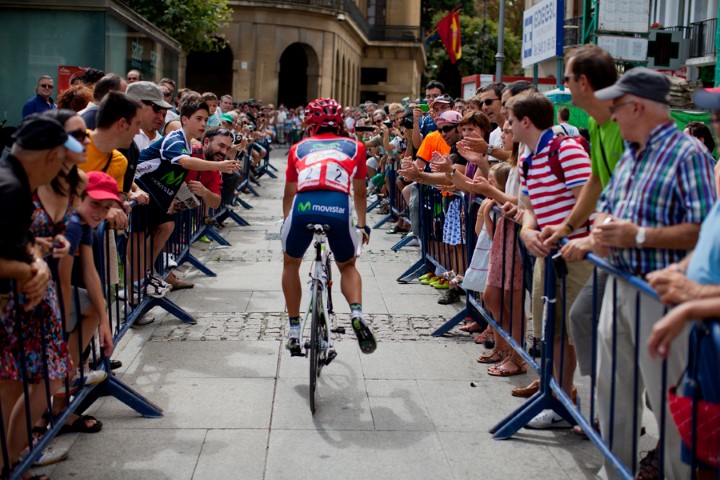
[489, 163, 511, 192]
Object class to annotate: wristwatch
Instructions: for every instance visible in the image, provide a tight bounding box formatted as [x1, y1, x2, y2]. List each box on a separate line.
[635, 226, 646, 247]
[487, 145, 494, 156]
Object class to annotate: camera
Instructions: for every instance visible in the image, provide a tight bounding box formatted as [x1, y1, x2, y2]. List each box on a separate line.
[355, 126, 375, 132]
[383, 120, 393, 128]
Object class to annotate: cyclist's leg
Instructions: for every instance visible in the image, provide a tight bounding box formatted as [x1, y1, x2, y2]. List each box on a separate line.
[328, 214, 376, 354]
[281, 194, 314, 350]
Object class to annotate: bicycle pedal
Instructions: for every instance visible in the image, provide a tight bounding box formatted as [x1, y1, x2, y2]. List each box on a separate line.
[331, 327, 346, 334]
[324, 349, 337, 365]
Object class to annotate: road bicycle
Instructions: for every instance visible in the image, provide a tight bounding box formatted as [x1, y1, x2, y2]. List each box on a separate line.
[289, 223, 345, 414]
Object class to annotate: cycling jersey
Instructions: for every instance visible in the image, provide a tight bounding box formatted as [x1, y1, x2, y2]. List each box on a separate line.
[286, 133, 367, 194]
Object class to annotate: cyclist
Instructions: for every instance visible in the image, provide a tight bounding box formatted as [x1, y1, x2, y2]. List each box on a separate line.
[281, 97, 376, 355]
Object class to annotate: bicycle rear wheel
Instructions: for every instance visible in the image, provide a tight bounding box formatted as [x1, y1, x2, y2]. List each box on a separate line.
[309, 280, 325, 414]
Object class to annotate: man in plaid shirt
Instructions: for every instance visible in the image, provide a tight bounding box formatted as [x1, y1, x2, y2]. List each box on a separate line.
[590, 67, 716, 479]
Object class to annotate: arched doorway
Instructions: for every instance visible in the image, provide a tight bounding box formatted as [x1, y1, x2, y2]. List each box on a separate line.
[186, 41, 233, 96]
[278, 43, 319, 109]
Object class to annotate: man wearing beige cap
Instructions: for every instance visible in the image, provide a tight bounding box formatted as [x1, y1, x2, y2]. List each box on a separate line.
[126, 81, 173, 151]
[589, 67, 716, 479]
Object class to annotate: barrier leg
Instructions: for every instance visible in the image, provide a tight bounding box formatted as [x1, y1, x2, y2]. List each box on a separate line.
[180, 253, 217, 277]
[202, 226, 231, 246]
[391, 234, 417, 252]
[372, 213, 394, 229]
[75, 376, 164, 418]
[396, 258, 427, 283]
[431, 306, 471, 336]
[366, 196, 382, 212]
[227, 209, 250, 226]
[234, 196, 253, 209]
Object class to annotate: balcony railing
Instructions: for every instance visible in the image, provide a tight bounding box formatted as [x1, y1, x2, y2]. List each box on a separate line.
[690, 17, 717, 58]
[563, 16, 582, 49]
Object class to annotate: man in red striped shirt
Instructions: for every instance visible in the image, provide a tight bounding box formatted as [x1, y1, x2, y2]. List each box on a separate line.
[507, 92, 594, 429]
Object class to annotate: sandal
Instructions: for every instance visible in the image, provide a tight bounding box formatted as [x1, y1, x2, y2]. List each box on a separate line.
[58, 414, 103, 435]
[488, 359, 527, 377]
[476, 350, 505, 364]
[473, 330, 494, 345]
[459, 322, 483, 333]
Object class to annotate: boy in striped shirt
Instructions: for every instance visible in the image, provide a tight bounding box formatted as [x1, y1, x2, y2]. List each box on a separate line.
[507, 92, 594, 429]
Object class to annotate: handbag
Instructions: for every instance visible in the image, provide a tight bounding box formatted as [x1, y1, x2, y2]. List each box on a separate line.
[667, 322, 720, 468]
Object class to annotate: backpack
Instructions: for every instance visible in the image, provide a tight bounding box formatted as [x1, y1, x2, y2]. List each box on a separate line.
[522, 135, 591, 184]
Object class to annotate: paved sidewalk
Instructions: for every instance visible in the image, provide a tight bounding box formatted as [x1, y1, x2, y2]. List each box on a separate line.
[42, 147, 606, 479]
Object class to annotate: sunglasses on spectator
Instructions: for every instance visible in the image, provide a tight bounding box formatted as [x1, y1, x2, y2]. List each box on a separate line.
[439, 125, 458, 133]
[482, 98, 499, 106]
[142, 100, 165, 113]
[563, 74, 577, 83]
[40, 84, 54, 89]
[67, 129, 89, 142]
[163, 92, 172, 98]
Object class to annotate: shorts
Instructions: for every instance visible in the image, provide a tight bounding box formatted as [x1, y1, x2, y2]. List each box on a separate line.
[67, 287, 91, 332]
[129, 202, 174, 233]
[281, 190, 358, 263]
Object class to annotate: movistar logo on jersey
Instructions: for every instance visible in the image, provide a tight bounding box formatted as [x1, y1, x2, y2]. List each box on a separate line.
[312, 205, 345, 214]
[160, 171, 185, 186]
[297, 201, 312, 212]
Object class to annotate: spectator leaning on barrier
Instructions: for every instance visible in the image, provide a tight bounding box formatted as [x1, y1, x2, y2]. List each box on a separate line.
[22, 75, 57, 118]
[589, 67, 717, 480]
[508, 92, 594, 428]
[644, 84, 720, 477]
[540, 44, 624, 382]
[132, 100, 239, 299]
[0, 115, 83, 475]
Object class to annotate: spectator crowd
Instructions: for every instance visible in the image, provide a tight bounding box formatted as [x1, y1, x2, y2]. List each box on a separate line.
[3, 42, 720, 479]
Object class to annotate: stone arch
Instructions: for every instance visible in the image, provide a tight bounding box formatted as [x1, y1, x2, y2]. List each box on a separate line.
[277, 42, 319, 109]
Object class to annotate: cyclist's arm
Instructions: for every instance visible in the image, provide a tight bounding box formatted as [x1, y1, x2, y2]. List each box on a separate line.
[352, 178, 367, 228]
[282, 182, 297, 220]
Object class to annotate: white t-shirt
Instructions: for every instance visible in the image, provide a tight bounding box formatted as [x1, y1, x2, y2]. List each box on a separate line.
[505, 165, 520, 197]
[489, 126, 503, 163]
[134, 129, 160, 152]
[276, 110, 287, 125]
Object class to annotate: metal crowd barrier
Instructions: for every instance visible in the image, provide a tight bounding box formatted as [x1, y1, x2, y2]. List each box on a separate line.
[405, 188, 717, 479]
[2, 198, 228, 479]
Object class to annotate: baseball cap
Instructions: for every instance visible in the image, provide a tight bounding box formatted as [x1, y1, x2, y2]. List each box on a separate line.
[126, 81, 173, 109]
[12, 114, 83, 153]
[435, 110, 463, 126]
[220, 113, 235, 124]
[693, 86, 720, 110]
[85, 171, 122, 206]
[431, 94, 454, 107]
[594, 67, 670, 104]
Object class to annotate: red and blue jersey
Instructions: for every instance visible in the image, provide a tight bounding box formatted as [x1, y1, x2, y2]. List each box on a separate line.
[286, 133, 367, 194]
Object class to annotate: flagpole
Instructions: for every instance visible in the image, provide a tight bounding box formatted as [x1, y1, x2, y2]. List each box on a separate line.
[495, 0, 506, 80]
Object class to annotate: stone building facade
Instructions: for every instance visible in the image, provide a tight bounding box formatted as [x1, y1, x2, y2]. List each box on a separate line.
[187, 0, 426, 109]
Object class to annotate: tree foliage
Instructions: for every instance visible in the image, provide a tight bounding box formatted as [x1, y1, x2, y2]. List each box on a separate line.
[425, 13, 523, 98]
[130, 0, 232, 53]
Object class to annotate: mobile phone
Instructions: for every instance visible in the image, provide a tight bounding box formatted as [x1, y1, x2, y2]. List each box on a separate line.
[355, 126, 375, 132]
[419, 104, 429, 112]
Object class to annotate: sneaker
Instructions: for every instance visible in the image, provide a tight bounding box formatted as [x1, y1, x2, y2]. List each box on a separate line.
[419, 273, 437, 285]
[144, 275, 170, 299]
[434, 278, 450, 289]
[438, 288, 461, 304]
[405, 237, 420, 247]
[148, 272, 171, 290]
[525, 409, 571, 429]
[286, 324, 302, 351]
[198, 235, 212, 244]
[164, 252, 178, 269]
[133, 315, 155, 327]
[80, 369, 108, 386]
[31, 446, 69, 466]
[351, 314, 377, 354]
[418, 272, 434, 281]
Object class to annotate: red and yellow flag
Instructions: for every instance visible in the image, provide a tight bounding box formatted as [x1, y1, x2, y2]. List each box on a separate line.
[437, 7, 462, 64]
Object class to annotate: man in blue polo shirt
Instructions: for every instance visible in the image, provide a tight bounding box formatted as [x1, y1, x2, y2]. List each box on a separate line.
[22, 75, 57, 118]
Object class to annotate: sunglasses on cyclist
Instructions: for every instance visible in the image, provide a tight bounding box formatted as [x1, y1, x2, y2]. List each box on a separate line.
[142, 100, 165, 113]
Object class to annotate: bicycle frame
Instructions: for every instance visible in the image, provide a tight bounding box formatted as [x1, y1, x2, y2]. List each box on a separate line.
[299, 225, 334, 359]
